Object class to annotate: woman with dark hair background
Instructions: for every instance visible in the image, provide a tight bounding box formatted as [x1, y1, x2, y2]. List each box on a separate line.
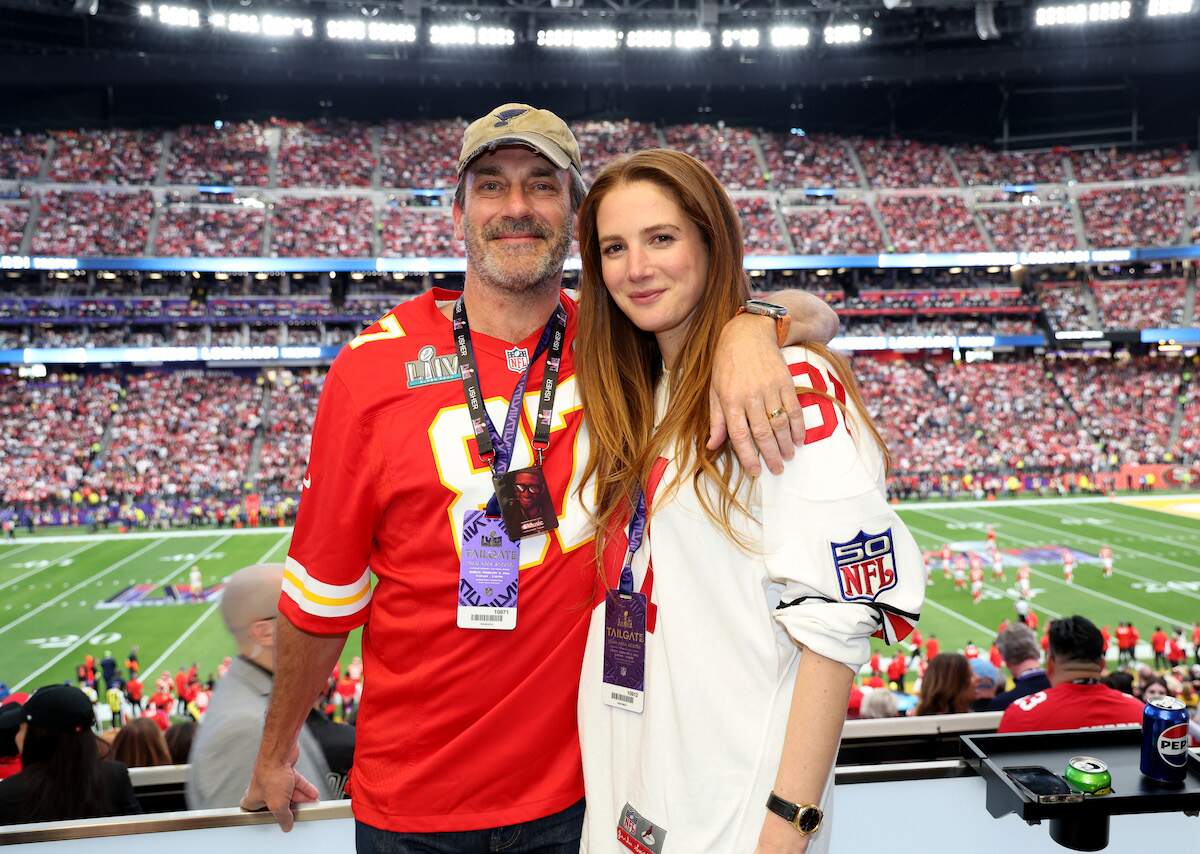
[111, 717, 172, 769]
[915, 653, 975, 716]
[164, 720, 196, 766]
[0, 684, 141, 825]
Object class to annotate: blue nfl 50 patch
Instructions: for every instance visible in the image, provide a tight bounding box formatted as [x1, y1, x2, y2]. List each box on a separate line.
[831, 529, 897, 602]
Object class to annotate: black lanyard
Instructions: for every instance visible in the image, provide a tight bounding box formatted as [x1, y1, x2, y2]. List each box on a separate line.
[453, 296, 567, 500]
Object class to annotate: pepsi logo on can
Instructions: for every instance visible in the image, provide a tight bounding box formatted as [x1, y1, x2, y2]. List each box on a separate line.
[1157, 722, 1189, 768]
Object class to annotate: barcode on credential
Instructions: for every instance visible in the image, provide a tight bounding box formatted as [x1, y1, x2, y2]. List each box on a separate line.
[610, 692, 636, 704]
[471, 613, 505, 623]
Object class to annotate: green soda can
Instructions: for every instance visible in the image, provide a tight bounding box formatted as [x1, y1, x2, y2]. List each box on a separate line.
[1064, 756, 1112, 795]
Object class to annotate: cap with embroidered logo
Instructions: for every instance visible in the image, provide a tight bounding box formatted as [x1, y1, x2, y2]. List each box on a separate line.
[458, 103, 582, 176]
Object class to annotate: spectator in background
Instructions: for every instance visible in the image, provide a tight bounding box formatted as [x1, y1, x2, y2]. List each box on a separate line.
[1104, 670, 1135, 695]
[988, 623, 1050, 712]
[0, 693, 27, 781]
[969, 659, 1001, 712]
[1139, 676, 1170, 703]
[164, 721, 195, 766]
[998, 616, 1144, 734]
[915, 654, 974, 716]
[111, 718, 172, 769]
[0, 684, 141, 824]
[186, 564, 331, 809]
[859, 690, 899, 720]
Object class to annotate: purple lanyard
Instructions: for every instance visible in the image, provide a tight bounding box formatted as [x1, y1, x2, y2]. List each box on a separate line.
[618, 491, 646, 595]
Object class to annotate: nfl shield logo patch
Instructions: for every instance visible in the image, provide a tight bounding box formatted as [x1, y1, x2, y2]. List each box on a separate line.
[505, 347, 529, 373]
[831, 529, 898, 602]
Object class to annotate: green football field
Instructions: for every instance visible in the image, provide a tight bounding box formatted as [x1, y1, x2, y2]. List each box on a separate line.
[2, 495, 1198, 694]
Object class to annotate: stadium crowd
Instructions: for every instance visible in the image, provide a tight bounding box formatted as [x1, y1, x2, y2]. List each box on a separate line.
[784, 203, 883, 255]
[573, 119, 661, 183]
[976, 204, 1078, 251]
[0, 131, 46, 181]
[1079, 186, 1187, 249]
[854, 138, 958, 188]
[663, 122, 766, 190]
[877, 195, 989, 253]
[276, 120, 374, 189]
[46, 129, 162, 185]
[154, 205, 266, 257]
[1090, 278, 1187, 329]
[0, 205, 27, 253]
[1035, 280, 1097, 330]
[89, 373, 261, 499]
[166, 122, 271, 188]
[30, 191, 153, 256]
[952, 146, 1067, 186]
[734, 197, 789, 254]
[380, 205, 456, 257]
[760, 132, 860, 189]
[269, 196, 374, 257]
[254, 370, 323, 498]
[378, 119, 464, 189]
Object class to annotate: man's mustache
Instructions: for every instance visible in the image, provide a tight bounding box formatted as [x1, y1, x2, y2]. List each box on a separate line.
[484, 219, 550, 240]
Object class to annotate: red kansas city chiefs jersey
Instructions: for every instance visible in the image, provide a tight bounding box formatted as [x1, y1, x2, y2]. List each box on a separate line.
[280, 288, 595, 832]
[997, 682, 1144, 734]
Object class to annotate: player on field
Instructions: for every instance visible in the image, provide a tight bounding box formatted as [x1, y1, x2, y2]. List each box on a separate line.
[571, 149, 923, 851]
[1016, 563, 1032, 599]
[922, 551, 933, 586]
[188, 565, 203, 599]
[1061, 549, 1074, 585]
[991, 547, 1005, 582]
[953, 554, 967, 591]
[243, 107, 840, 848]
[1099, 544, 1113, 578]
[986, 524, 997, 551]
[941, 543, 952, 579]
[970, 563, 984, 605]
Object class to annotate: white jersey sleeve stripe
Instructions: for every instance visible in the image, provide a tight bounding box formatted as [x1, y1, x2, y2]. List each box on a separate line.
[282, 555, 372, 612]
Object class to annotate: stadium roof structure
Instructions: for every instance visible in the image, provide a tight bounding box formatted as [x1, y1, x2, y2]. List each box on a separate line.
[2, 0, 1200, 144]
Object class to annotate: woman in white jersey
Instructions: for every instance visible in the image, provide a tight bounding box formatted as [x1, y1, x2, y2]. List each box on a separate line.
[572, 149, 925, 854]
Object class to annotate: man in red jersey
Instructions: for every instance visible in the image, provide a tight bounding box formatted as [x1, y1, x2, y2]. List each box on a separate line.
[999, 616, 1144, 734]
[926, 634, 941, 660]
[1115, 621, 1133, 665]
[1151, 626, 1169, 670]
[242, 104, 839, 849]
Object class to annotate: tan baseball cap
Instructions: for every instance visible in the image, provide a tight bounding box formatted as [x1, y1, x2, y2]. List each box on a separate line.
[458, 103, 582, 176]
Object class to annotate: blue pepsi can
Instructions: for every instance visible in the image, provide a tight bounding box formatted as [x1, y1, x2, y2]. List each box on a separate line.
[1140, 696, 1189, 784]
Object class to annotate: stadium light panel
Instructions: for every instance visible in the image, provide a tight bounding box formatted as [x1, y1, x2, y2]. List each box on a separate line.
[537, 28, 618, 49]
[673, 30, 712, 49]
[368, 22, 417, 42]
[326, 19, 367, 40]
[721, 28, 760, 49]
[770, 26, 811, 48]
[213, 12, 313, 37]
[138, 4, 152, 16]
[477, 26, 516, 46]
[625, 29, 672, 48]
[157, 4, 200, 28]
[823, 23, 864, 44]
[429, 24, 512, 46]
[1034, 1, 1131, 26]
[1147, 0, 1194, 15]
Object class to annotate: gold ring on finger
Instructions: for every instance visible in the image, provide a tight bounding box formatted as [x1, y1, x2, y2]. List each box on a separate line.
[766, 406, 787, 421]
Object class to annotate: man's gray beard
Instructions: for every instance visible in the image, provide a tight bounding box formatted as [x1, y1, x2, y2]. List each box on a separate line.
[464, 216, 572, 296]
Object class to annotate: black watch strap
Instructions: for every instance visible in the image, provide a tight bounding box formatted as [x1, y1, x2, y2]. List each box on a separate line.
[766, 792, 823, 835]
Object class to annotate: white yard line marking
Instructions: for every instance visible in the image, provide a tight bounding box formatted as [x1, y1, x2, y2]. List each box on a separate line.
[999, 505, 1200, 587]
[0, 538, 167, 636]
[0, 527, 291, 546]
[11, 535, 235, 690]
[0, 542, 101, 593]
[142, 533, 290, 676]
[910, 508, 1192, 625]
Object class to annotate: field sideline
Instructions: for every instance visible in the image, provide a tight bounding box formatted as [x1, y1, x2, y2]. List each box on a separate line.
[2, 496, 1198, 692]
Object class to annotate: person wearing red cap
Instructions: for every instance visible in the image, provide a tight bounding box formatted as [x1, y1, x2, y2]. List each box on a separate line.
[0, 684, 141, 824]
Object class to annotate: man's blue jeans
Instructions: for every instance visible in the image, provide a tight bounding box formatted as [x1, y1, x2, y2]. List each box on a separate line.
[355, 799, 584, 854]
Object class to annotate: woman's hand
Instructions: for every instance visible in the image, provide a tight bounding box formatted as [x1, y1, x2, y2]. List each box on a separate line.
[753, 813, 811, 854]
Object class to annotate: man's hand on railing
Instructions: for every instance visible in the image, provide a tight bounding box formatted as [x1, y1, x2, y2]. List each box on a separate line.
[240, 742, 320, 832]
